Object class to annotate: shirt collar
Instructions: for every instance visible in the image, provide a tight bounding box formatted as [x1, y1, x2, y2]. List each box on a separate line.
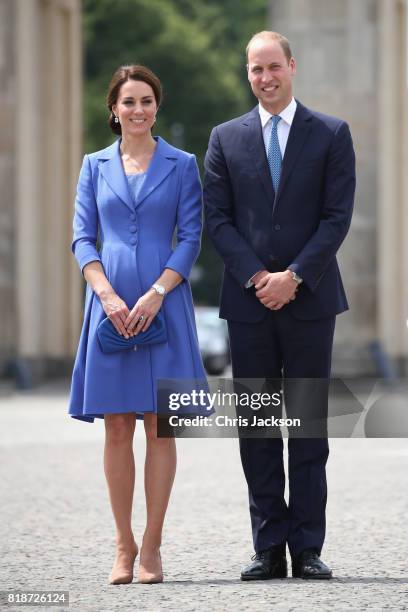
[258, 97, 297, 128]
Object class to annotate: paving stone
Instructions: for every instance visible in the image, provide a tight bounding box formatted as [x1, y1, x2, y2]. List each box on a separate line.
[0, 382, 407, 611]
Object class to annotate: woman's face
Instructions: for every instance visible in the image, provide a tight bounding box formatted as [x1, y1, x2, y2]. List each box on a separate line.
[112, 79, 158, 138]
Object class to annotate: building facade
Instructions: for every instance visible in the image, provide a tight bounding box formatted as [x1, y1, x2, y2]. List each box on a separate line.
[0, 0, 407, 384]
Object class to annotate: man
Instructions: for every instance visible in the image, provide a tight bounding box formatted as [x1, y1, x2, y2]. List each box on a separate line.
[204, 31, 355, 580]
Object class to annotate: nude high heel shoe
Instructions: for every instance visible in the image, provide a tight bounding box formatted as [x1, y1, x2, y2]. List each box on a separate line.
[108, 542, 138, 585]
[138, 548, 163, 584]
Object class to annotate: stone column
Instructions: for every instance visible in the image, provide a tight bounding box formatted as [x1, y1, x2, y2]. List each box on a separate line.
[377, 0, 400, 361]
[67, 2, 84, 356]
[40, 0, 83, 357]
[0, 0, 17, 372]
[15, 0, 43, 358]
[13, 0, 82, 380]
[377, 0, 408, 371]
[402, 1, 408, 372]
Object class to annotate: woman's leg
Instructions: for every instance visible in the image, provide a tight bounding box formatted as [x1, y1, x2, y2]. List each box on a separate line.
[104, 413, 138, 584]
[139, 413, 177, 582]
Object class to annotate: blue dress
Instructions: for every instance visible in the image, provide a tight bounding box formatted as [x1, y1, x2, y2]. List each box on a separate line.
[126, 171, 146, 204]
[68, 137, 207, 422]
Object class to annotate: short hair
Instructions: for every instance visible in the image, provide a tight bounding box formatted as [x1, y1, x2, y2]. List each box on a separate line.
[107, 65, 163, 135]
[246, 31, 293, 64]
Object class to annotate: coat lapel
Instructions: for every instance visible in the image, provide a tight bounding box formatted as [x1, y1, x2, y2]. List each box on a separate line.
[274, 101, 313, 207]
[134, 137, 177, 209]
[243, 107, 275, 204]
[97, 137, 177, 213]
[98, 140, 134, 213]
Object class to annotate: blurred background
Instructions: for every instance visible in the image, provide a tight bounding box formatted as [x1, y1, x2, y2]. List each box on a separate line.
[0, 0, 407, 386]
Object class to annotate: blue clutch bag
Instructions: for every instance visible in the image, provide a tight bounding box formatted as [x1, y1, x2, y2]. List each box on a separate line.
[97, 312, 167, 354]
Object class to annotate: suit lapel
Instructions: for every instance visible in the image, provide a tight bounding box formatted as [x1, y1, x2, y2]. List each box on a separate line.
[244, 108, 275, 204]
[274, 101, 313, 206]
[97, 137, 177, 213]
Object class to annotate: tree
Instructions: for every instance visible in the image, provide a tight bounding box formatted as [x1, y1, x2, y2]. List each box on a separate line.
[82, 0, 267, 303]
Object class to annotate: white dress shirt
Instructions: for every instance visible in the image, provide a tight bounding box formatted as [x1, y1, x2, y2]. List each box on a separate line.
[258, 97, 297, 158]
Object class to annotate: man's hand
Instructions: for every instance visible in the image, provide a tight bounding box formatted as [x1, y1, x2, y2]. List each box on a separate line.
[251, 270, 269, 286]
[255, 270, 298, 310]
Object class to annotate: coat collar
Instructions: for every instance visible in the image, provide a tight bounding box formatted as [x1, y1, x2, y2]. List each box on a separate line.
[243, 100, 313, 210]
[97, 136, 178, 212]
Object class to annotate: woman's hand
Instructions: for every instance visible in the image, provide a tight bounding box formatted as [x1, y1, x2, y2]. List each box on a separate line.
[100, 289, 131, 338]
[125, 289, 164, 335]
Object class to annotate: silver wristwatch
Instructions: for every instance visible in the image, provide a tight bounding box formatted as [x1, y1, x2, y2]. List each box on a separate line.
[289, 270, 303, 285]
[152, 283, 166, 296]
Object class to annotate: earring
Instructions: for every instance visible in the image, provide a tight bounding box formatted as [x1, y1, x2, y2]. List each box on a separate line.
[114, 115, 119, 123]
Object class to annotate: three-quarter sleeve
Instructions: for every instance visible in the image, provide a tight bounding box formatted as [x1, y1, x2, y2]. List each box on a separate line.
[71, 154, 102, 274]
[164, 154, 202, 280]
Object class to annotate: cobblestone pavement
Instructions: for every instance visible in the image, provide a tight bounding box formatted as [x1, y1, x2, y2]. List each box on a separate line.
[0, 382, 407, 611]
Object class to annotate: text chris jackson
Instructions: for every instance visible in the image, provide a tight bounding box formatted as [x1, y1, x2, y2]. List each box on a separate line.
[167, 415, 301, 428]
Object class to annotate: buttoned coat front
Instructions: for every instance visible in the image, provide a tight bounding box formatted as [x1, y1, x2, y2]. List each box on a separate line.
[68, 137, 206, 422]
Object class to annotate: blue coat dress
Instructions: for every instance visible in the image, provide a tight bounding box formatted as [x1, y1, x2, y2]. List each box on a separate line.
[68, 137, 207, 422]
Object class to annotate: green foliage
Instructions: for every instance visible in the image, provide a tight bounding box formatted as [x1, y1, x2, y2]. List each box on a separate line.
[82, 0, 267, 303]
[83, 0, 266, 157]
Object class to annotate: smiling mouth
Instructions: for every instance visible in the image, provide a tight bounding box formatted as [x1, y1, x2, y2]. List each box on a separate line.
[262, 85, 279, 92]
[130, 118, 145, 123]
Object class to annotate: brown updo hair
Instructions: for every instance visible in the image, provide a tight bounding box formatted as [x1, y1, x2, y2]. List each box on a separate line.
[107, 65, 163, 135]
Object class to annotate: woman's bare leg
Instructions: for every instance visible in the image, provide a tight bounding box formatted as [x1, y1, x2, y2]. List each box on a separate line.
[104, 413, 138, 584]
[139, 413, 177, 582]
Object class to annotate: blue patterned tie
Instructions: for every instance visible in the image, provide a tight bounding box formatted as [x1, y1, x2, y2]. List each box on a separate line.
[267, 115, 282, 194]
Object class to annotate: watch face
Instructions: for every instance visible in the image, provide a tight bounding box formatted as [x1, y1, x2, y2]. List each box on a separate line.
[154, 284, 165, 295]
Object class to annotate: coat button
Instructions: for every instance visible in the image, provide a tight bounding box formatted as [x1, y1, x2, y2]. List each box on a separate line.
[130, 224, 137, 232]
[130, 237, 137, 245]
[130, 214, 136, 221]
[274, 224, 281, 231]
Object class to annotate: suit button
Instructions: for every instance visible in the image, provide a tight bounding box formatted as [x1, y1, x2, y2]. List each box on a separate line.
[274, 224, 281, 231]
[130, 224, 137, 232]
[130, 214, 136, 221]
[130, 237, 137, 245]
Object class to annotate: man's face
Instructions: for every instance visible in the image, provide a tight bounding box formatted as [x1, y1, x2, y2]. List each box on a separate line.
[247, 39, 296, 114]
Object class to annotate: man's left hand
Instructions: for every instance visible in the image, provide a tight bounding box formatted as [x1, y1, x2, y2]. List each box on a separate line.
[255, 270, 298, 310]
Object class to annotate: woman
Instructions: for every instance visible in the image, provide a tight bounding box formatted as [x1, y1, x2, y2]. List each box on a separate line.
[68, 65, 207, 585]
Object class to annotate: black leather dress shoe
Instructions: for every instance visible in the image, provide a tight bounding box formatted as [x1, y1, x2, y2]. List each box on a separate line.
[292, 549, 332, 579]
[241, 548, 287, 581]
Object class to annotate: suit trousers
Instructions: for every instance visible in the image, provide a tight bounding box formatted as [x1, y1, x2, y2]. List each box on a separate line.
[228, 306, 335, 558]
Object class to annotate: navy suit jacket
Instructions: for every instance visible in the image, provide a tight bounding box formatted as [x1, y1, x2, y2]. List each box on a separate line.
[203, 101, 356, 322]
